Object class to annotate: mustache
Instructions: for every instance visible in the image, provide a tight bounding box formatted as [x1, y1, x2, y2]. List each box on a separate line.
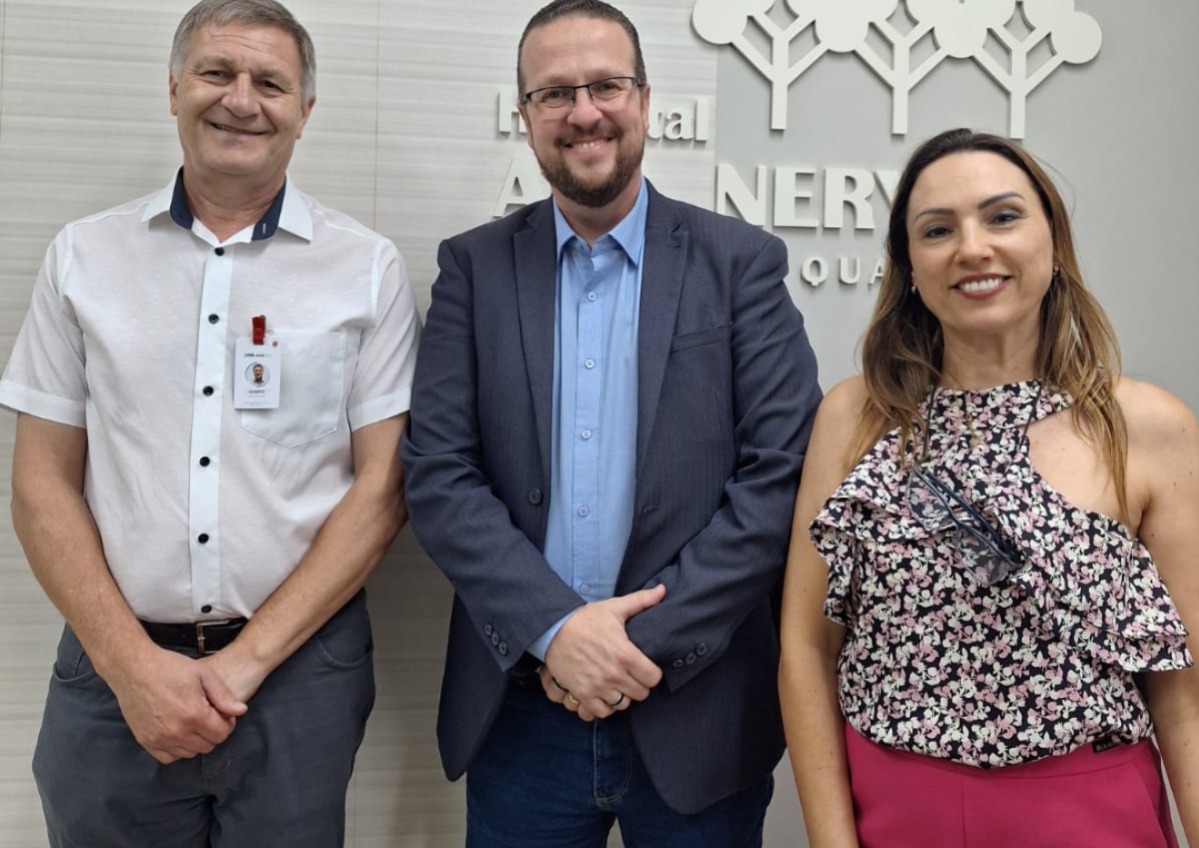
[557, 127, 619, 144]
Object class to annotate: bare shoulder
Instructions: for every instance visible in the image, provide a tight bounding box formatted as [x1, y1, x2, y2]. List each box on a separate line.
[816, 375, 870, 427]
[1114, 378, 1199, 505]
[1115, 377, 1199, 451]
[799, 376, 871, 502]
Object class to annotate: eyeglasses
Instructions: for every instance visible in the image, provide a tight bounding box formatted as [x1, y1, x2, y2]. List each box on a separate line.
[906, 466, 1026, 587]
[522, 76, 644, 109]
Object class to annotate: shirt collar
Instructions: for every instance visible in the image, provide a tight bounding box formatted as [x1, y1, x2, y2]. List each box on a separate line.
[142, 168, 312, 242]
[552, 177, 648, 265]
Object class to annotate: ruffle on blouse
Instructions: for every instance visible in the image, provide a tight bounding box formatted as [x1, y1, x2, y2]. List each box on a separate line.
[810, 453, 1193, 676]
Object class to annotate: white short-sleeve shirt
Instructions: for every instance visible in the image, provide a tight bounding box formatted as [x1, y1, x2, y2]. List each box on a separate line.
[0, 173, 421, 622]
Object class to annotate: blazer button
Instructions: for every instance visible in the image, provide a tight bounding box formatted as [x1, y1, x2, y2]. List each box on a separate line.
[499, 642, 509, 656]
[484, 624, 494, 637]
[528, 488, 543, 505]
[491, 632, 500, 647]
[672, 659, 685, 669]
[696, 643, 708, 656]
[685, 653, 697, 665]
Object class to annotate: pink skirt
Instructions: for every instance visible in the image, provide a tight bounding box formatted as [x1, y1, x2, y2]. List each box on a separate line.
[845, 724, 1179, 848]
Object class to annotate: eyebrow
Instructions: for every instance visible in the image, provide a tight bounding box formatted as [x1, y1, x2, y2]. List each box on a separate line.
[912, 191, 1026, 222]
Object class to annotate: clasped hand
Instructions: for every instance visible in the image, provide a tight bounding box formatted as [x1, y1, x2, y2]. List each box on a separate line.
[106, 642, 264, 764]
[539, 584, 665, 721]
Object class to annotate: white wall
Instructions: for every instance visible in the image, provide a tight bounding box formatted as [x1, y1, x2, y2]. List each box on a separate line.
[0, 1, 1194, 845]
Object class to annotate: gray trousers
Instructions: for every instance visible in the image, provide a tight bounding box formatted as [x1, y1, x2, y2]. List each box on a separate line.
[32, 590, 375, 848]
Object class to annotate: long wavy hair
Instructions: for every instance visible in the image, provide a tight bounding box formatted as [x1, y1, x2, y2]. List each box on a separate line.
[855, 128, 1129, 521]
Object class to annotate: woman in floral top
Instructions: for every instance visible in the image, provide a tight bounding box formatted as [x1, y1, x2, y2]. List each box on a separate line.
[779, 128, 1199, 847]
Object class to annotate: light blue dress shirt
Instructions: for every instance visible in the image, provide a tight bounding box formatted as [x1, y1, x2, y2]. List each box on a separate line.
[526, 180, 648, 660]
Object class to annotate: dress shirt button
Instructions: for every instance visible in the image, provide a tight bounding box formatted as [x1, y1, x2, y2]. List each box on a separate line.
[577, 505, 589, 517]
[586, 291, 597, 302]
[673, 659, 685, 669]
[581, 429, 592, 440]
[199, 456, 211, 467]
[215, 247, 225, 256]
[202, 386, 214, 396]
[527, 488, 543, 505]
[201, 604, 212, 614]
[208, 314, 219, 324]
[584, 359, 596, 370]
[499, 642, 509, 657]
[696, 643, 709, 656]
[685, 652, 697, 665]
[197, 533, 210, 544]
[579, 583, 591, 595]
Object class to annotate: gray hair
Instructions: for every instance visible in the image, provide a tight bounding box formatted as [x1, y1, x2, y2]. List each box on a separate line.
[170, 0, 316, 102]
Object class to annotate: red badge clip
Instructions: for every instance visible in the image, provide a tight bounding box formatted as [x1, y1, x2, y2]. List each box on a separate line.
[252, 315, 266, 346]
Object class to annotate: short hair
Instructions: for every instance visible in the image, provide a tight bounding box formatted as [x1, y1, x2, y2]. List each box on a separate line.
[517, 0, 646, 95]
[857, 128, 1130, 519]
[170, 0, 316, 103]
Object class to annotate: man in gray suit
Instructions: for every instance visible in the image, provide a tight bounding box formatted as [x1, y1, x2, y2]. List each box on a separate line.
[402, 0, 821, 843]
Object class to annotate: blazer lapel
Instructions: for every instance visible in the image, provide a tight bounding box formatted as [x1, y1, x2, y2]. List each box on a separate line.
[513, 202, 558, 480]
[636, 189, 686, 473]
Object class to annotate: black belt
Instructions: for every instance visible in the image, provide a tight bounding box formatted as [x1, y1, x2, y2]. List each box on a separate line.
[141, 618, 248, 655]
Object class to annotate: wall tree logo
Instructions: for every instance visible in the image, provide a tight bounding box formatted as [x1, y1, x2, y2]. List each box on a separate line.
[691, 0, 1101, 137]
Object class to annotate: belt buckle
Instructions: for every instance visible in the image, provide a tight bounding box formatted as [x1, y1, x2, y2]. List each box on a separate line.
[195, 618, 236, 655]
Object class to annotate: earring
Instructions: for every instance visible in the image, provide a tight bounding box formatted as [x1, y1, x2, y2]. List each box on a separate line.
[1053, 264, 1060, 279]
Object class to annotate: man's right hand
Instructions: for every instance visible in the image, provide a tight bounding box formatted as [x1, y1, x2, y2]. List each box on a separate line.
[541, 584, 666, 721]
[104, 643, 248, 764]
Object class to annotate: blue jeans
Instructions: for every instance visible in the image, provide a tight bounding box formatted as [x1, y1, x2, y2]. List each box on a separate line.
[33, 591, 375, 848]
[466, 679, 773, 848]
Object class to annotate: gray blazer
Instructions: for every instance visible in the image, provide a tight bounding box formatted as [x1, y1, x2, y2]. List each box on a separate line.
[402, 183, 822, 814]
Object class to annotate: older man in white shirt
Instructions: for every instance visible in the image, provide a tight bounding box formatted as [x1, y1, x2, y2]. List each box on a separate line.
[0, 1, 419, 845]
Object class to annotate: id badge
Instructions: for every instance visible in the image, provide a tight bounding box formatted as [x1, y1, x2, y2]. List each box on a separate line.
[233, 335, 282, 409]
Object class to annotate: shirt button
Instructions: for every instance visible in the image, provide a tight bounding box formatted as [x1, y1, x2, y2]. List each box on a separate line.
[579, 583, 591, 595]
[201, 604, 213, 614]
[584, 359, 595, 370]
[215, 247, 225, 256]
[581, 429, 592, 440]
[197, 533, 210, 544]
[208, 314, 219, 324]
[199, 456, 211, 467]
[202, 386, 214, 396]
[528, 488, 543, 505]
[577, 506, 589, 517]
[586, 292, 597, 302]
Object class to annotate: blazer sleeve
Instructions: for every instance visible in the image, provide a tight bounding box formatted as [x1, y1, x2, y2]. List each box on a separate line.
[401, 237, 584, 671]
[624, 231, 822, 690]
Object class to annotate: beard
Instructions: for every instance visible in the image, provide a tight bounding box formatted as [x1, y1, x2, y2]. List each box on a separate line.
[536, 131, 644, 209]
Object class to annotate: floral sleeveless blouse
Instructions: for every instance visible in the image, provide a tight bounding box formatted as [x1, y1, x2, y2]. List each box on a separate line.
[810, 380, 1192, 768]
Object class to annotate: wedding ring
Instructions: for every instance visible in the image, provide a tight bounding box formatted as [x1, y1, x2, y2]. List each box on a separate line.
[551, 676, 569, 692]
[564, 693, 581, 709]
[608, 692, 626, 708]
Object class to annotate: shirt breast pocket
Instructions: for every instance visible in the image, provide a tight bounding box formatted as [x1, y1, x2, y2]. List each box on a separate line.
[239, 330, 346, 448]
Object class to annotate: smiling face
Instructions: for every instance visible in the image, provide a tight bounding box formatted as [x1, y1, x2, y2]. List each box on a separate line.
[518, 14, 649, 218]
[906, 151, 1055, 349]
[170, 20, 313, 194]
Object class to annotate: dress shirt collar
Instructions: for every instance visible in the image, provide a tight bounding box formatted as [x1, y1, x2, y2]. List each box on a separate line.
[142, 168, 313, 242]
[552, 177, 648, 266]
